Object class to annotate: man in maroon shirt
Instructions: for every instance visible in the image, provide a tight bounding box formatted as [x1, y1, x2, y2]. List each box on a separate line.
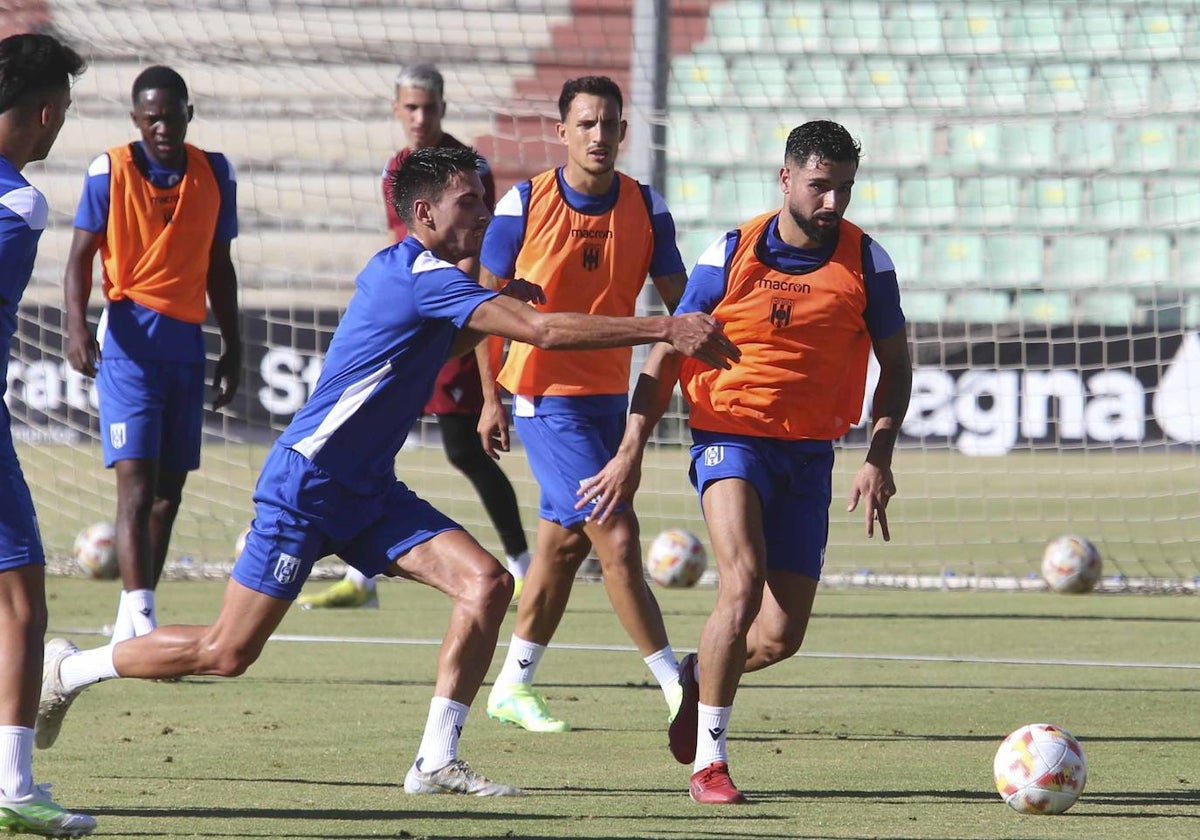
[299, 62, 530, 609]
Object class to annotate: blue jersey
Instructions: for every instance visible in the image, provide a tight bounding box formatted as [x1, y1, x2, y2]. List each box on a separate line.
[0, 156, 47, 412]
[275, 237, 498, 494]
[679, 216, 906, 340]
[480, 168, 685, 281]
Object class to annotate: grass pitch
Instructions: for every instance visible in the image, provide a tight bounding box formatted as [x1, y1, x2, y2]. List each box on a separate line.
[38, 577, 1198, 839]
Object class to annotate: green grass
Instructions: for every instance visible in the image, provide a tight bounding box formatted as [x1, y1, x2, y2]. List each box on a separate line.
[37, 578, 1199, 839]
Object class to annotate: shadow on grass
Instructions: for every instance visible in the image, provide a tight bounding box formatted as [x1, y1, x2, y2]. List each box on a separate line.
[737, 731, 1200, 745]
[814, 612, 1200, 624]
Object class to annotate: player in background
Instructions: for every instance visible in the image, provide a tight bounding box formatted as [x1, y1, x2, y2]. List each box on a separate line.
[36, 147, 739, 798]
[62, 66, 241, 643]
[577, 121, 913, 803]
[481, 76, 690, 733]
[300, 62, 531, 610]
[0, 32, 96, 837]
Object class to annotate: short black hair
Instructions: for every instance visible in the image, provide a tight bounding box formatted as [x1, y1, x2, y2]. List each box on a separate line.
[558, 75, 623, 120]
[132, 65, 188, 105]
[785, 120, 861, 168]
[388, 145, 482, 227]
[0, 33, 86, 116]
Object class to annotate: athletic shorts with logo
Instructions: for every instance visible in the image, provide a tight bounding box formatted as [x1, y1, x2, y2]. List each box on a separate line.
[0, 431, 45, 571]
[98, 357, 205, 470]
[232, 445, 460, 600]
[689, 429, 833, 579]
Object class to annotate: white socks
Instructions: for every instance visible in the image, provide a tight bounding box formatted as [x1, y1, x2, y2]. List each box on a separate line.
[643, 646, 681, 701]
[505, 550, 530, 580]
[111, 589, 157, 644]
[496, 636, 545, 685]
[413, 697, 468, 774]
[0, 726, 33, 800]
[59, 645, 118, 693]
[344, 567, 375, 591]
[694, 703, 732, 772]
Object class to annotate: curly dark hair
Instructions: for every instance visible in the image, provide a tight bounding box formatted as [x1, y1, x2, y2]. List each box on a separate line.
[0, 33, 86, 115]
[784, 120, 861, 168]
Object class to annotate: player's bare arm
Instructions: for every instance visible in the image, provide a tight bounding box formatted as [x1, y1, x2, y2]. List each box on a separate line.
[848, 326, 913, 541]
[650, 270, 688, 314]
[447, 277, 545, 359]
[62, 227, 104, 377]
[577, 341, 686, 523]
[206, 239, 242, 410]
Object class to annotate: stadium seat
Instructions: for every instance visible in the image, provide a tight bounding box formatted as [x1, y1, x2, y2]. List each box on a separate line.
[785, 56, 848, 108]
[729, 56, 791, 107]
[823, 1, 886, 54]
[704, 1, 766, 53]
[985, 234, 1045, 287]
[1176, 235, 1200, 289]
[972, 63, 1030, 112]
[1064, 7, 1124, 57]
[1028, 63, 1090, 113]
[927, 234, 986, 286]
[1176, 122, 1200, 170]
[849, 177, 900, 226]
[942, 123, 1001, 171]
[1046, 235, 1109, 288]
[763, 1, 823, 53]
[943, 5, 1003, 55]
[1147, 179, 1200, 226]
[912, 61, 971, 109]
[1123, 8, 1186, 59]
[846, 60, 909, 109]
[665, 172, 714, 225]
[881, 233, 924, 281]
[868, 118, 936, 167]
[1155, 63, 1200, 112]
[1026, 177, 1085, 227]
[883, 2, 944, 54]
[1003, 5, 1064, 55]
[1016, 290, 1073, 325]
[958, 176, 1020, 226]
[1113, 233, 1172, 286]
[900, 177, 957, 226]
[668, 55, 728, 107]
[1092, 63, 1154, 115]
[1074, 291, 1140, 326]
[901, 289, 949, 323]
[749, 117, 793, 161]
[951, 290, 1012, 323]
[1186, 296, 1200, 328]
[1115, 120, 1177, 171]
[1088, 177, 1145, 229]
[667, 113, 750, 165]
[1058, 120, 1116, 171]
[999, 120, 1056, 170]
[719, 171, 777, 220]
[676, 227, 726, 269]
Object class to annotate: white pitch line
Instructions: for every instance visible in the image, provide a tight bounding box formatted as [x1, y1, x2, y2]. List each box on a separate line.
[54, 628, 1200, 671]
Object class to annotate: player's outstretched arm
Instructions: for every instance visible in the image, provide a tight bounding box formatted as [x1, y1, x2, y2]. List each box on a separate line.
[62, 228, 103, 378]
[577, 342, 685, 523]
[848, 327, 913, 541]
[206, 240, 242, 410]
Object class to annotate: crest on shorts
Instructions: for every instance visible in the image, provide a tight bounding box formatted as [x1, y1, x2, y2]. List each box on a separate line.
[703, 445, 724, 466]
[273, 552, 301, 584]
[769, 298, 794, 328]
[109, 422, 126, 449]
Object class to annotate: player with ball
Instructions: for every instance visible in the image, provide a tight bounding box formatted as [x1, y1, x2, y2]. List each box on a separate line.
[579, 121, 912, 804]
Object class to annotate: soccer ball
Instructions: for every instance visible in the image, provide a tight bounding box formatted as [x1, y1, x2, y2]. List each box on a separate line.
[1041, 535, 1102, 593]
[73, 522, 119, 580]
[234, 526, 251, 559]
[993, 723, 1087, 815]
[645, 528, 707, 588]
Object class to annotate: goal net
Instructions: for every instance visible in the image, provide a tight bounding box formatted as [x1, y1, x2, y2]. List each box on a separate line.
[8, 0, 1199, 589]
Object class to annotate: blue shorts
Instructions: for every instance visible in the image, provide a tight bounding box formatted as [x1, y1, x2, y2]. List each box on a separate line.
[0, 432, 45, 571]
[515, 410, 627, 528]
[689, 431, 834, 579]
[231, 446, 461, 600]
[97, 358, 205, 470]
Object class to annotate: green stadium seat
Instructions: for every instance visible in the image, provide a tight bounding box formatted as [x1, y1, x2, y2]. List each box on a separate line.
[1003, 6, 1064, 55]
[665, 171, 714, 224]
[849, 176, 899, 226]
[1156, 63, 1200, 112]
[728, 56, 790, 106]
[1147, 179, 1200, 226]
[912, 61, 970, 109]
[1114, 233, 1172, 286]
[884, 2, 944, 54]
[1058, 120, 1115, 171]
[1176, 122, 1200, 169]
[847, 60, 909, 109]
[720, 171, 777, 220]
[1092, 63, 1153, 115]
[1026, 177, 1085, 226]
[951, 290, 1012, 323]
[985, 234, 1045, 287]
[1176, 235, 1200, 289]
[900, 177, 957, 226]
[1123, 9, 1186, 58]
[1074, 291, 1140, 326]
[972, 63, 1029, 112]
[881, 233, 924, 282]
[786, 56, 848, 108]
[869, 118, 936, 167]
[823, 1, 886, 54]
[902, 289, 949, 323]
[1115, 120, 1176, 171]
[958, 176, 1020, 226]
[667, 113, 751, 165]
[1186, 296, 1200, 328]
[763, 1, 823, 54]
[1046, 235, 1109, 288]
[927, 234, 986, 286]
[999, 120, 1056, 170]
[943, 5, 1003, 54]
[676, 227, 726, 269]
[1088, 178, 1145, 229]
[1016, 290, 1073, 325]
[704, 1, 766, 53]
[944, 123, 1002, 170]
[668, 55, 728, 107]
[1028, 63, 1089, 113]
[749, 117, 792, 162]
[1064, 8, 1124, 57]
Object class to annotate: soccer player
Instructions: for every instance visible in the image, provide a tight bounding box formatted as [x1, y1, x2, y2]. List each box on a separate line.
[0, 32, 96, 837]
[36, 147, 739, 798]
[300, 62, 531, 610]
[481, 76, 692, 734]
[62, 66, 242, 643]
[577, 121, 913, 804]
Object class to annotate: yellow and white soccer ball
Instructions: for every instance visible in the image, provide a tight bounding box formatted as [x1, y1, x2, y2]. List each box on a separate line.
[73, 521, 119, 580]
[994, 723, 1087, 815]
[645, 528, 707, 588]
[1041, 535, 1102, 593]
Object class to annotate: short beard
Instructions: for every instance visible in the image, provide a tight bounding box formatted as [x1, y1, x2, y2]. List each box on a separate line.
[789, 206, 840, 245]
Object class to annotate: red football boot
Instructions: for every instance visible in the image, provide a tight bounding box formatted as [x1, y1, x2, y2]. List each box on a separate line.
[689, 761, 748, 805]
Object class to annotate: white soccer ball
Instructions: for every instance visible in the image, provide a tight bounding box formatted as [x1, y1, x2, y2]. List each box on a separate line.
[645, 528, 707, 588]
[994, 723, 1087, 815]
[1041, 535, 1102, 593]
[73, 521, 119, 580]
[234, 526, 251, 559]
